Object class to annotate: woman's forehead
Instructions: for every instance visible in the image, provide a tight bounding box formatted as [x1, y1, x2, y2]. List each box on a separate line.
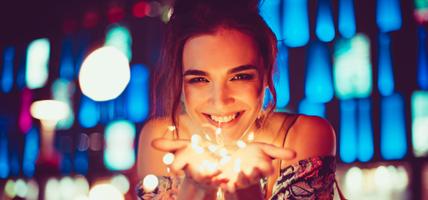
[182, 28, 262, 72]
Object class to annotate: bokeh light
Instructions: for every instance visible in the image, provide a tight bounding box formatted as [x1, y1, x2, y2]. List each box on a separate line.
[110, 174, 130, 194]
[104, 120, 136, 171]
[30, 100, 70, 122]
[412, 91, 428, 157]
[282, 0, 309, 47]
[1, 46, 15, 93]
[316, 0, 335, 42]
[334, 34, 372, 100]
[89, 183, 124, 200]
[78, 46, 130, 101]
[25, 38, 50, 89]
[338, 0, 356, 38]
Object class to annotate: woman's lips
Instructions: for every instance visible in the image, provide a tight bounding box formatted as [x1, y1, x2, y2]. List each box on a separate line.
[203, 111, 243, 128]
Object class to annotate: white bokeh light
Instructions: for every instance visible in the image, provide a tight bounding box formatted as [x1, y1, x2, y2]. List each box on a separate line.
[143, 175, 158, 192]
[79, 46, 130, 101]
[89, 184, 123, 200]
[30, 100, 70, 121]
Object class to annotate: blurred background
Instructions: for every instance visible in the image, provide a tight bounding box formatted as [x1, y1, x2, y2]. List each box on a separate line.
[0, 0, 427, 199]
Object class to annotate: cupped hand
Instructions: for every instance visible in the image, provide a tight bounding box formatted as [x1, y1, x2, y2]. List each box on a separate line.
[152, 138, 227, 188]
[216, 142, 296, 193]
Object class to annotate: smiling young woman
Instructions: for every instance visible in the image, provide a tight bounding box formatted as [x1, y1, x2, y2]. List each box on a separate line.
[136, 0, 344, 200]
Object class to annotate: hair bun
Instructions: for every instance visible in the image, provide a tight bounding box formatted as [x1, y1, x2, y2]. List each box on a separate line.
[172, 0, 260, 17]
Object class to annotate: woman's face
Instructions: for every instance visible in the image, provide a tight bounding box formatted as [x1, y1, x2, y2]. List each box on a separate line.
[182, 28, 264, 141]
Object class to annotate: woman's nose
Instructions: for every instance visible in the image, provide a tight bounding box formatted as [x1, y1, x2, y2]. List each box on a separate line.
[210, 83, 235, 108]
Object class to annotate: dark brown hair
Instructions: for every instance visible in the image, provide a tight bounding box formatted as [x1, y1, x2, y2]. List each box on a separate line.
[151, 0, 278, 128]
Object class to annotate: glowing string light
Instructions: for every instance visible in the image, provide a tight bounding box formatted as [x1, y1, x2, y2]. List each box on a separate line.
[247, 132, 255, 142]
[162, 153, 174, 165]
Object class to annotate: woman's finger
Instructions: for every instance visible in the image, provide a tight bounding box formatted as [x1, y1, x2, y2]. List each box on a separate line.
[253, 142, 296, 160]
[170, 151, 188, 173]
[235, 171, 251, 188]
[256, 159, 274, 177]
[245, 167, 262, 183]
[151, 138, 189, 152]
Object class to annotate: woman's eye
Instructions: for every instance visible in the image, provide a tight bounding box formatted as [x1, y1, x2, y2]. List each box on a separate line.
[231, 73, 254, 81]
[188, 77, 209, 83]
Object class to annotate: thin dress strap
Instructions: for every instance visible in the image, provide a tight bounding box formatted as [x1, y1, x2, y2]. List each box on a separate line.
[265, 114, 299, 199]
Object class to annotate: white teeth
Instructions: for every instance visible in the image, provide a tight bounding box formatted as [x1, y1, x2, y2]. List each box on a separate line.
[210, 113, 237, 123]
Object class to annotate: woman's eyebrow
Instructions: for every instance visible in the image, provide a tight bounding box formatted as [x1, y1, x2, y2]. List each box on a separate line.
[183, 64, 258, 76]
[183, 69, 207, 76]
[228, 65, 258, 74]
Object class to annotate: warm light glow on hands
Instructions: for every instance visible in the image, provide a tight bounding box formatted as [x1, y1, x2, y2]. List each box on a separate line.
[150, 126, 296, 194]
[216, 143, 296, 192]
[151, 137, 225, 188]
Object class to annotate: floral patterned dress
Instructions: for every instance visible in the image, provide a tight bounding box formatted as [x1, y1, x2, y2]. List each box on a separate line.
[261, 156, 336, 200]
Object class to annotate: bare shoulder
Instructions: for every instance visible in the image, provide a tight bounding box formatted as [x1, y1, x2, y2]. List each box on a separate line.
[285, 115, 336, 161]
[137, 117, 173, 178]
[139, 117, 173, 139]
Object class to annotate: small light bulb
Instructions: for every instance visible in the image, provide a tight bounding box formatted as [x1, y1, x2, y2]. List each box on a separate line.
[236, 140, 247, 149]
[219, 156, 231, 166]
[201, 160, 218, 173]
[191, 143, 204, 154]
[233, 158, 241, 173]
[247, 132, 254, 142]
[219, 148, 229, 157]
[208, 144, 218, 153]
[191, 134, 202, 144]
[204, 134, 212, 141]
[162, 153, 175, 165]
[168, 126, 176, 132]
[215, 128, 222, 135]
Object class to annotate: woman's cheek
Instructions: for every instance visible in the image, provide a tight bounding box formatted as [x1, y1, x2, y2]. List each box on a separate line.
[183, 86, 206, 105]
